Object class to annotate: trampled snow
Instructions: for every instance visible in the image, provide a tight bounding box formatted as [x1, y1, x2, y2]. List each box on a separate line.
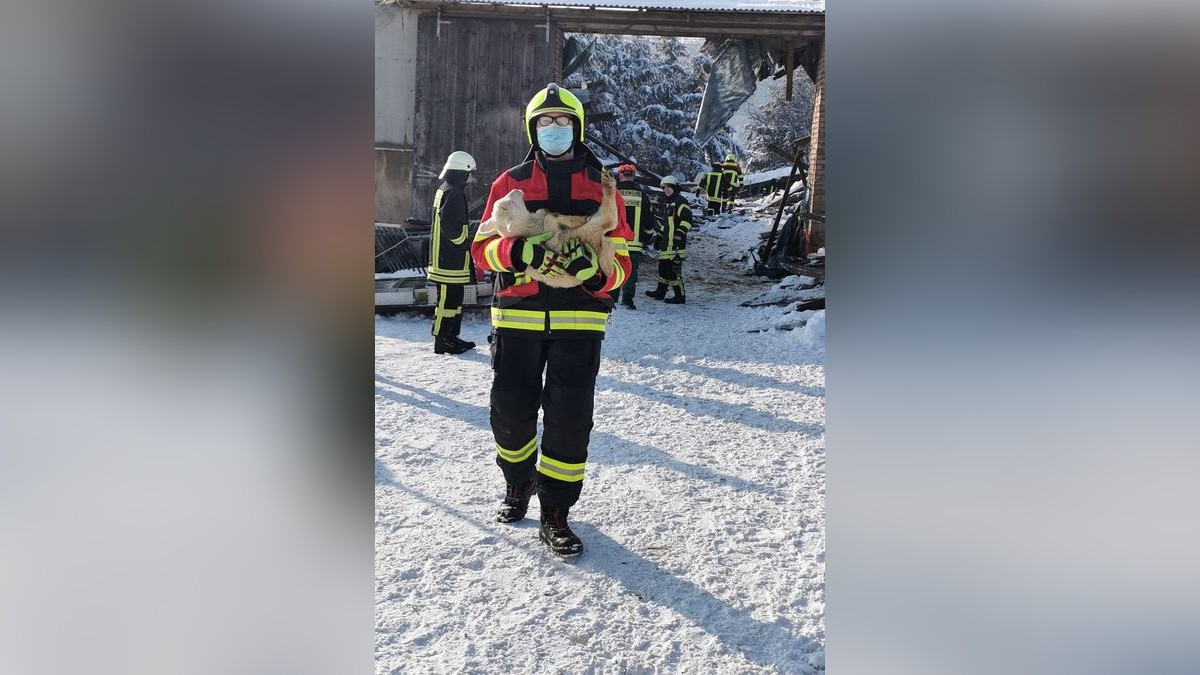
[376, 209, 825, 673]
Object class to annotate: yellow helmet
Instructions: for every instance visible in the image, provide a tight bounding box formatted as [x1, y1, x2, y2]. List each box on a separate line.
[524, 83, 585, 145]
[725, 152, 737, 162]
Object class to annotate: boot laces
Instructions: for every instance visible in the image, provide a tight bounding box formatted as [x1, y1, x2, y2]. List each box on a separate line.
[504, 481, 532, 503]
[544, 508, 571, 533]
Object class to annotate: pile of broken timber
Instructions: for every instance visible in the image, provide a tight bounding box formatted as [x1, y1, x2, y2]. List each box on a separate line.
[778, 257, 824, 287]
[752, 184, 806, 213]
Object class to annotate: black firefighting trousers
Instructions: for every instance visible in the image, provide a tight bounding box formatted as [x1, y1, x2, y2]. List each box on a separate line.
[657, 257, 685, 298]
[431, 283, 464, 339]
[619, 252, 643, 304]
[490, 334, 602, 509]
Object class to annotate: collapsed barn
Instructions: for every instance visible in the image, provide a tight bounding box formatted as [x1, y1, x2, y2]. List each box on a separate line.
[375, 0, 825, 305]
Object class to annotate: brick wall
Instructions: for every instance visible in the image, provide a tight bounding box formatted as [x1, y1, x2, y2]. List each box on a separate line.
[807, 41, 825, 250]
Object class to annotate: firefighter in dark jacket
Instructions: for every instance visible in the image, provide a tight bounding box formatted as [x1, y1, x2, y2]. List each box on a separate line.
[428, 150, 478, 355]
[615, 164, 655, 310]
[703, 163, 724, 216]
[720, 153, 743, 213]
[645, 175, 692, 304]
[471, 83, 633, 557]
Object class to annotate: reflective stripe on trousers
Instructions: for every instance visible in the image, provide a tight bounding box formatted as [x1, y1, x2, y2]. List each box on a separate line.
[489, 335, 601, 510]
[432, 283, 465, 337]
[496, 436, 537, 463]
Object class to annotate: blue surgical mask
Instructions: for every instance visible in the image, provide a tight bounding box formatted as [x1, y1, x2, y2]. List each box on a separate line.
[536, 125, 574, 157]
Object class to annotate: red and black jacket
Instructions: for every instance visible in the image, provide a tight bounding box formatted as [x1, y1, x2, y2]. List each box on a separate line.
[617, 178, 657, 253]
[472, 144, 634, 339]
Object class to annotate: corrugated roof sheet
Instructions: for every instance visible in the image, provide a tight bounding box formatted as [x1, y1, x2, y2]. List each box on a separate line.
[384, 0, 824, 14]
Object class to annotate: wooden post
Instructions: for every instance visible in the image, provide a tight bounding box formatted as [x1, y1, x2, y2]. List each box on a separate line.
[761, 146, 804, 262]
[785, 41, 794, 101]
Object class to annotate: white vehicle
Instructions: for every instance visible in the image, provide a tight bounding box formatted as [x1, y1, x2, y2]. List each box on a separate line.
[374, 221, 493, 315]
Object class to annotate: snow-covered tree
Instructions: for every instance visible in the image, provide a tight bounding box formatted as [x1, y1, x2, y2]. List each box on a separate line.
[566, 35, 738, 181]
[741, 77, 816, 173]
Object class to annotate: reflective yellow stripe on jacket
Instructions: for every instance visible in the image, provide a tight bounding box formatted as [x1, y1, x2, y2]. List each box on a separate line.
[619, 188, 645, 252]
[490, 308, 609, 333]
[705, 171, 726, 202]
[428, 188, 471, 284]
[475, 234, 511, 273]
[548, 310, 608, 332]
[607, 236, 629, 288]
[490, 308, 545, 331]
[674, 202, 692, 232]
[659, 202, 691, 261]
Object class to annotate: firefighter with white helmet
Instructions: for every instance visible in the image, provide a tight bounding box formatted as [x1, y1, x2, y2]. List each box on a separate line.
[440, 150, 475, 178]
[645, 174, 692, 304]
[428, 150, 478, 354]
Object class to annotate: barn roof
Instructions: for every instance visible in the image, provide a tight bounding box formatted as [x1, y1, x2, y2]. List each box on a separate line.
[383, 0, 825, 39]
[381, 0, 824, 14]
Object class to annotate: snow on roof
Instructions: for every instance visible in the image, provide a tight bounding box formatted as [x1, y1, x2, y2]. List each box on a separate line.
[739, 163, 796, 180]
[391, 0, 824, 13]
[743, 165, 798, 184]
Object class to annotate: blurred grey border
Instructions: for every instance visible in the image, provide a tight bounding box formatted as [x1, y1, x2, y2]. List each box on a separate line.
[2, 0, 1199, 673]
[0, 1, 374, 674]
[832, 1, 1200, 673]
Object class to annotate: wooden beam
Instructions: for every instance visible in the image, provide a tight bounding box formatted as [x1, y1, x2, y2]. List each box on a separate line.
[766, 143, 794, 162]
[401, 3, 824, 40]
[768, 136, 810, 158]
[557, 22, 824, 40]
[761, 146, 806, 262]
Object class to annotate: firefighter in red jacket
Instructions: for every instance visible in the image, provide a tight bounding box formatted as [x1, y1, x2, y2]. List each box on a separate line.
[471, 83, 633, 557]
[615, 164, 656, 309]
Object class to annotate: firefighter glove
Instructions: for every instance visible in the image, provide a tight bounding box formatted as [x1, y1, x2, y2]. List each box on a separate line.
[639, 227, 655, 246]
[673, 232, 686, 248]
[519, 231, 558, 272]
[561, 238, 600, 282]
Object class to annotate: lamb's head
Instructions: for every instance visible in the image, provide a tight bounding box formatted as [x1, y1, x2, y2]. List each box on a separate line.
[541, 212, 594, 240]
[491, 188, 529, 226]
[556, 215, 586, 235]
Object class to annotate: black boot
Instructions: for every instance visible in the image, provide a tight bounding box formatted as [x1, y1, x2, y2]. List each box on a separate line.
[434, 336, 471, 355]
[620, 296, 637, 310]
[446, 317, 476, 350]
[645, 284, 667, 300]
[664, 291, 686, 304]
[539, 507, 583, 557]
[495, 478, 535, 523]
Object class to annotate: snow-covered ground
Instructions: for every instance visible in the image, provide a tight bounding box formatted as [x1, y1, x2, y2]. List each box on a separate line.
[376, 208, 825, 674]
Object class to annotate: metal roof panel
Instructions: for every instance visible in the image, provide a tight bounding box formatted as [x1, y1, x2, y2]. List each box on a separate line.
[383, 0, 824, 14]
